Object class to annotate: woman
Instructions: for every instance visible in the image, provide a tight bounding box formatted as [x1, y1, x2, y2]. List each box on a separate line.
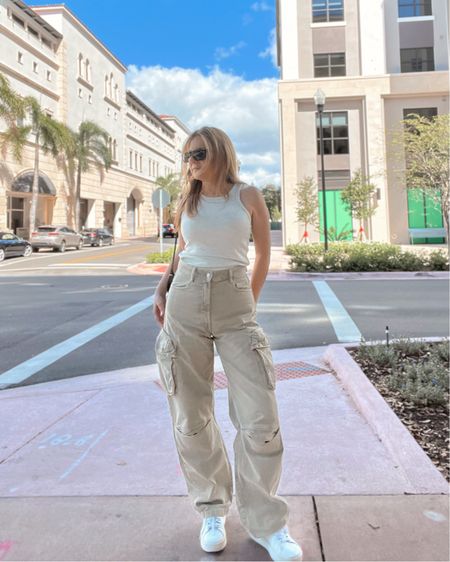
[153, 127, 303, 561]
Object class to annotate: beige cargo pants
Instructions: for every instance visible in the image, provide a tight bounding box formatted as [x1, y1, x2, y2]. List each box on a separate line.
[155, 261, 289, 538]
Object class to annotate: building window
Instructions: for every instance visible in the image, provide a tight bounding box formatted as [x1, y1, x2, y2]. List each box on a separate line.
[46, 70, 52, 81]
[78, 53, 83, 77]
[400, 47, 434, 72]
[104, 75, 109, 96]
[17, 51, 23, 64]
[33, 61, 38, 73]
[12, 13, 25, 28]
[134, 152, 138, 170]
[85, 59, 91, 82]
[314, 53, 346, 77]
[129, 150, 133, 168]
[139, 155, 143, 173]
[316, 111, 349, 155]
[88, 94, 92, 104]
[398, 0, 432, 17]
[403, 107, 437, 120]
[113, 139, 117, 161]
[28, 26, 39, 39]
[78, 88, 83, 99]
[312, 0, 344, 23]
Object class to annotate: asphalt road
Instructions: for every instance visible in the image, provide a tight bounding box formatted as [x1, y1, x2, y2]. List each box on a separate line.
[0, 273, 448, 389]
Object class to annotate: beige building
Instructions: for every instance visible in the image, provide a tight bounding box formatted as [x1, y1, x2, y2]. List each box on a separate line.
[277, 0, 449, 246]
[0, 0, 188, 238]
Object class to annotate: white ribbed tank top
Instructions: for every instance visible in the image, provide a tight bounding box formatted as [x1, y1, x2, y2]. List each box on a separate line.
[179, 182, 252, 269]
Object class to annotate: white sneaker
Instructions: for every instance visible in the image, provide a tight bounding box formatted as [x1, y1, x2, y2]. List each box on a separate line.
[249, 526, 303, 561]
[200, 516, 227, 552]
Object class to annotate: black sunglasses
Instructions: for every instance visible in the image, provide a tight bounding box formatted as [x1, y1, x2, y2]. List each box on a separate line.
[183, 148, 207, 163]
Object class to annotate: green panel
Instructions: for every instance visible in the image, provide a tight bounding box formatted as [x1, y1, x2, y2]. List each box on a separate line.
[318, 189, 353, 241]
[407, 188, 445, 244]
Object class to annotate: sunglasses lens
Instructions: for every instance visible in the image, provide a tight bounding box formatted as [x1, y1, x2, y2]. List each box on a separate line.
[193, 149, 207, 161]
[183, 149, 207, 163]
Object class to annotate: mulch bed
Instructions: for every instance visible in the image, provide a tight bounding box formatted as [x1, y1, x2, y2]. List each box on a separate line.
[349, 346, 449, 482]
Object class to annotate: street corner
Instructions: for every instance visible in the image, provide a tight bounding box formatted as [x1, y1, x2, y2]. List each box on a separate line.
[127, 262, 169, 276]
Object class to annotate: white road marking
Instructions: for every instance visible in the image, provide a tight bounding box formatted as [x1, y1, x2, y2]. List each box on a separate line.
[0, 294, 154, 385]
[313, 280, 362, 343]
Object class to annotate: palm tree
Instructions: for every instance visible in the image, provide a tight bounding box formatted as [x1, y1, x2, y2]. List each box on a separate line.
[155, 172, 181, 223]
[1, 73, 72, 233]
[0, 72, 28, 164]
[70, 121, 112, 230]
[24, 96, 74, 232]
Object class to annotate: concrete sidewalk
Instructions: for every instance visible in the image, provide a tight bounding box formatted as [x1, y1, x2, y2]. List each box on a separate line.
[1, 344, 448, 561]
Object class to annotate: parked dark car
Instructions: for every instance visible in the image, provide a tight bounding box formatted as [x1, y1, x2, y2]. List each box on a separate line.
[0, 232, 33, 262]
[31, 225, 83, 252]
[160, 223, 175, 238]
[81, 228, 114, 247]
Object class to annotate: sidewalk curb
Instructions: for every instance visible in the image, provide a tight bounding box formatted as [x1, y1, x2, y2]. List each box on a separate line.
[324, 343, 449, 494]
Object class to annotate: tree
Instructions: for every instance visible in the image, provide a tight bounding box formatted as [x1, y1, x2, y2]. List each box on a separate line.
[294, 177, 319, 243]
[341, 169, 377, 241]
[0, 72, 28, 164]
[395, 113, 449, 238]
[70, 121, 112, 230]
[24, 97, 73, 233]
[155, 172, 181, 223]
[262, 184, 281, 221]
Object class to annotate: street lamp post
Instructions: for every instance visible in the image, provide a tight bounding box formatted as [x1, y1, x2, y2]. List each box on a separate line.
[314, 88, 328, 251]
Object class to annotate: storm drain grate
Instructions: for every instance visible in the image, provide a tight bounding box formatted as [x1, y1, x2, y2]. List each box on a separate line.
[155, 360, 331, 392]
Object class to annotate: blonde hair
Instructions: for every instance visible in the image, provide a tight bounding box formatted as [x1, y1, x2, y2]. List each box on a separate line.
[174, 126, 241, 229]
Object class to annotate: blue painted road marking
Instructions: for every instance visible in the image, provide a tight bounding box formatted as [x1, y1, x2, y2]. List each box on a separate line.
[0, 295, 154, 385]
[313, 281, 361, 343]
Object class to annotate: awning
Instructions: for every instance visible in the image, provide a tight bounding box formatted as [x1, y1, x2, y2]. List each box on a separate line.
[11, 172, 56, 196]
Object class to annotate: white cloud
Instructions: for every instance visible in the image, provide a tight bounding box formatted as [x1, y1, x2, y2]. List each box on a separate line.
[215, 41, 246, 61]
[126, 65, 280, 187]
[259, 28, 278, 69]
[251, 1, 272, 12]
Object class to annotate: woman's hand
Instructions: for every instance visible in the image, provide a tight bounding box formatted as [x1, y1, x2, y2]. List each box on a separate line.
[153, 291, 166, 327]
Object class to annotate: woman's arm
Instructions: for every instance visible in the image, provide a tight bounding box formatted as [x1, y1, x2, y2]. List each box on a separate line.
[153, 231, 185, 327]
[241, 187, 271, 303]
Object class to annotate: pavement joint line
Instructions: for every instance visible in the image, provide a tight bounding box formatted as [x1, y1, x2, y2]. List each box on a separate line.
[59, 429, 110, 481]
[0, 295, 155, 385]
[0, 389, 102, 464]
[312, 495, 326, 562]
[313, 281, 362, 343]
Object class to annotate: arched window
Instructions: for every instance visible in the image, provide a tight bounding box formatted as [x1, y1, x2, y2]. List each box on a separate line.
[109, 72, 113, 99]
[78, 53, 83, 77]
[85, 59, 91, 82]
[104, 75, 109, 97]
[114, 84, 119, 103]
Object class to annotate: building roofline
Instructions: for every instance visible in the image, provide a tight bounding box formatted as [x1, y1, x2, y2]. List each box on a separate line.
[126, 90, 175, 136]
[30, 4, 128, 72]
[159, 115, 191, 135]
[10, 0, 62, 40]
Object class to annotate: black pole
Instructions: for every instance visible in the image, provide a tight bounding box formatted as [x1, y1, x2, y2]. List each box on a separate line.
[318, 105, 328, 251]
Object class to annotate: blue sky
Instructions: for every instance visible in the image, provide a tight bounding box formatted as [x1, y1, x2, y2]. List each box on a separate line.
[32, 0, 278, 79]
[30, 0, 280, 186]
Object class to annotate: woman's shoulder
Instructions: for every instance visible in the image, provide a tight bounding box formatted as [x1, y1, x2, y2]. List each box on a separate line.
[237, 183, 265, 214]
[238, 182, 264, 201]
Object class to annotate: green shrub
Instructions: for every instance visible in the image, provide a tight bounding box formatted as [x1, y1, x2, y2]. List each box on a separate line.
[387, 359, 449, 406]
[286, 241, 447, 272]
[356, 341, 398, 368]
[427, 250, 449, 271]
[145, 249, 172, 263]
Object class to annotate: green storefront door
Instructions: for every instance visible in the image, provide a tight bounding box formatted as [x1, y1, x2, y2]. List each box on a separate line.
[407, 188, 445, 244]
[318, 190, 353, 242]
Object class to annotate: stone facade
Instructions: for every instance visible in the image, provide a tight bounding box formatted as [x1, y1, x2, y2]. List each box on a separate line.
[277, 0, 449, 245]
[0, 0, 188, 238]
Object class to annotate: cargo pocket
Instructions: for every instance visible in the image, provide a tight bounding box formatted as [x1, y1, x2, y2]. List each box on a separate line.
[250, 328, 276, 390]
[155, 330, 176, 395]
